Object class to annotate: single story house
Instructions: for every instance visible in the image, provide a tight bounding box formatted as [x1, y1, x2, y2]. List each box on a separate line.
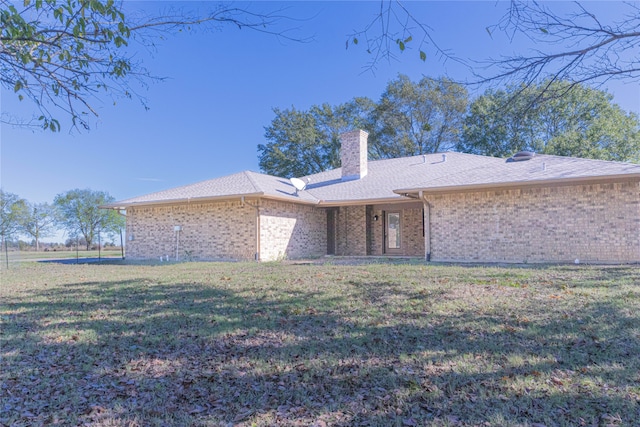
[105, 130, 640, 263]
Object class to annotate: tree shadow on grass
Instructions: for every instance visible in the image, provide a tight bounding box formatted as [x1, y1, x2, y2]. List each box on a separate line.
[1, 268, 638, 426]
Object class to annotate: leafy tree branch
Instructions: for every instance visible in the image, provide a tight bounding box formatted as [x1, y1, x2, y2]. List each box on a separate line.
[1, 0, 307, 131]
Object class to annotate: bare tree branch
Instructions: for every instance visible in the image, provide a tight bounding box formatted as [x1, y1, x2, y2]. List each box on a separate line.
[479, 1, 640, 89]
[348, 0, 638, 101]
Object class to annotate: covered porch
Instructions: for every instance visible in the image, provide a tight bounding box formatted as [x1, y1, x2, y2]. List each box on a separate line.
[325, 201, 426, 259]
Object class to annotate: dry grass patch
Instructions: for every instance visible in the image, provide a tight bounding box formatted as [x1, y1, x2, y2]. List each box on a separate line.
[1, 261, 639, 426]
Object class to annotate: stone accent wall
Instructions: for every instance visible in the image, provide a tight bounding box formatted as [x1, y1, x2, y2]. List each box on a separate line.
[126, 201, 256, 261]
[259, 200, 327, 261]
[428, 180, 640, 263]
[336, 205, 367, 256]
[340, 130, 368, 180]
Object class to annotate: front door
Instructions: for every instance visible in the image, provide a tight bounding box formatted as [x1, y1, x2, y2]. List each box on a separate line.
[384, 211, 402, 255]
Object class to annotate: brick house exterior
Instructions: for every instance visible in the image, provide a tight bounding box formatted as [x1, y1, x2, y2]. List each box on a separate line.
[424, 181, 639, 263]
[107, 131, 640, 264]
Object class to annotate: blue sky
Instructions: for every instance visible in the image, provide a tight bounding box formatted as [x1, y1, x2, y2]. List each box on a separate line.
[2, 1, 639, 222]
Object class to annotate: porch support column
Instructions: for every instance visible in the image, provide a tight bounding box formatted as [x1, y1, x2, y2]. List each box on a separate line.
[420, 191, 431, 262]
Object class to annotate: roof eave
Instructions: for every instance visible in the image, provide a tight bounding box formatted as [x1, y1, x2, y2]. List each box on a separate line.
[317, 196, 413, 207]
[100, 192, 266, 209]
[100, 191, 324, 210]
[394, 173, 640, 196]
[261, 193, 320, 205]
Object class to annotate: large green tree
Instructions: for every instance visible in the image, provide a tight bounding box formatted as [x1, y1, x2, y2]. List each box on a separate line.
[372, 74, 468, 158]
[258, 75, 469, 177]
[54, 188, 122, 250]
[459, 85, 538, 158]
[1, 0, 299, 131]
[459, 81, 640, 161]
[18, 201, 57, 251]
[258, 98, 376, 178]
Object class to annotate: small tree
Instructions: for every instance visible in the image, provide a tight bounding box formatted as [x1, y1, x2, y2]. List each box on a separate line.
[0, 190, 27, 267]
[54, 189, 118, 250]
[18, 202, 57, 251]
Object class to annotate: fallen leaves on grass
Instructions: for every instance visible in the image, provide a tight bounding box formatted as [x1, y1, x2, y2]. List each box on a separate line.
[1, 262, 639, 426]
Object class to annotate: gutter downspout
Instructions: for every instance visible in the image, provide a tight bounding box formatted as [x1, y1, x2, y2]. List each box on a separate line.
[242, 197, 261, 262]
[419, 191, 431, 262]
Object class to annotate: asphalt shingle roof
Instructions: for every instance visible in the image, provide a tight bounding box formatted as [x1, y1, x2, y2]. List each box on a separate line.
[395, 153, 640, 194]
[109, 152, 640, 208]
[301, 152, 503, 203]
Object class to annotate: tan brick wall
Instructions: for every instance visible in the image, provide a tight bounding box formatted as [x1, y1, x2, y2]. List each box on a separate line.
[403, 207, 426, 257]
[428, 180, 640, 263]
[126, 201, 256, 261]
[126, 199, 328, 262]
[368, 203, 425, 256]
[369, 206, 383, 256]
[259, 200, 326, 261]
[336, 206, 367, 256]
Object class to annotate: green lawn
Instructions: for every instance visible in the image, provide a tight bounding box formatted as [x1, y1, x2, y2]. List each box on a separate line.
[1, 261, 639, 426]
[2, 249, 123, 263]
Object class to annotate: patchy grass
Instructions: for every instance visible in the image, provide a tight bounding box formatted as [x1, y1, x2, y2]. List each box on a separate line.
[1, 261, 639, 426]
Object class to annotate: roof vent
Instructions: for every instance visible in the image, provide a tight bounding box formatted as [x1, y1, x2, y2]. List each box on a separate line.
[508, 151, 535, 162]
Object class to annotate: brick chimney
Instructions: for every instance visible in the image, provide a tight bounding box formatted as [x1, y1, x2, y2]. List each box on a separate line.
[340, 129, 368, 181]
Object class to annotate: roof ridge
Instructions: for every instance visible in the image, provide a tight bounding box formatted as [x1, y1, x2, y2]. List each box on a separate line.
[444, 151, 503, 160]
[245, 169, 281, 177]
[409, 158, 507, 189]
[242, 171, 262, 193]
[301, 152, 507, 181]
